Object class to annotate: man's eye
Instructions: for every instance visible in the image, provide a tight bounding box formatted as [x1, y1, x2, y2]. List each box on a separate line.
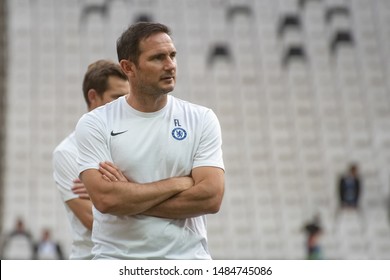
[154, 55, 164, 60]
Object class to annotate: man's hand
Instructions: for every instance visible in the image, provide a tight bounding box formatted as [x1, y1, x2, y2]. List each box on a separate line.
[72, 162, 128, 200]
[71, 178, 90, 200]
[99, 161, 129, 182]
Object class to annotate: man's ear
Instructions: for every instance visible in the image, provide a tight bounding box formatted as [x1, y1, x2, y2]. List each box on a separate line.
[87, 89, 98, 106]
[120, 59, 135, 76]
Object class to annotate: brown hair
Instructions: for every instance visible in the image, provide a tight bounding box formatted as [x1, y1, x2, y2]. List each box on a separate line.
[116, 22, 171, 65]
[82, 59, 128, 107]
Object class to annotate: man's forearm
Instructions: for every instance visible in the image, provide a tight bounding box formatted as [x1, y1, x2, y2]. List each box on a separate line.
[142, 191, 205, 218]
[143, 167, 225, 219]
[142, 186, 221, 218]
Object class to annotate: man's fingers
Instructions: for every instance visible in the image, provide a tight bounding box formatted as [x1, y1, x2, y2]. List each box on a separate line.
[99, 162, 122, 181]
[102, 174, 111, 182]
[99, 161, 129, 182]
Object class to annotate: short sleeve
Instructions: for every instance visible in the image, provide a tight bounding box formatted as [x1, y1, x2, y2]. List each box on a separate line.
[193, 109, 224, 171]
[75, 112, 112, 175]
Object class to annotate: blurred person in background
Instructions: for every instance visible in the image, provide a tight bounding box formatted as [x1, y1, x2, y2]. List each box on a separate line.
[303, 214, 323, 260]
[75, 22, 225, 259]
[338, 163, 361, 210]
[52, 60, 130, 259]
[34, 228, 64, 260]
[0, 218, 35, 259]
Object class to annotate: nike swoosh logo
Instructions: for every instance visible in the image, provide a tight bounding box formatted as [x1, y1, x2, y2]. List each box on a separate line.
[110, 130, 128, 136]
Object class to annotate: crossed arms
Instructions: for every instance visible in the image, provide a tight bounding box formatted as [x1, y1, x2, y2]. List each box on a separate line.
[80, 162, 225, 219]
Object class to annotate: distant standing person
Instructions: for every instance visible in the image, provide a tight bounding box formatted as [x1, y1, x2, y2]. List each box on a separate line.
[339, 163, 361, 209]
[34, 229, 64, 260]
[52, 60, 130, 259]
[0, 218, 35, 259]
[303, 214, 323, 260]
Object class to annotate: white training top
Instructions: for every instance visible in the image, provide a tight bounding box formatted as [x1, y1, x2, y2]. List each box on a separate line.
[75, 95, 224, 259]
[52, 132, 94, 259]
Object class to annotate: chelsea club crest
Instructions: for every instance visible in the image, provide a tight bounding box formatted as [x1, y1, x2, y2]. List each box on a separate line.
[172, 127, 187, 140]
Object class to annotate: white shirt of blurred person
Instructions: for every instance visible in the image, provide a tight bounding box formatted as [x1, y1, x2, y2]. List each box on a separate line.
[52, 60, 130, 259]
[75, 22, 225, 259]
[0, 219, 35, 259]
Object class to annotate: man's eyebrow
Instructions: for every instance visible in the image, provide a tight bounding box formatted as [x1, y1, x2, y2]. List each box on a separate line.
[150, 49, 177, 58]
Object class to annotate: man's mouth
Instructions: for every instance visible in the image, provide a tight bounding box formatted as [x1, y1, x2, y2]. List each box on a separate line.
[161, 75, 174, 81]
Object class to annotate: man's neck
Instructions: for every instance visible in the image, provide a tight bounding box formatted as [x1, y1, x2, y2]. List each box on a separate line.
[125, 93, 168, 113]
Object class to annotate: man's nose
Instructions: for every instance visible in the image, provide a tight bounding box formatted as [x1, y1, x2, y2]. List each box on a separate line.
[164, 57, 176, 71]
